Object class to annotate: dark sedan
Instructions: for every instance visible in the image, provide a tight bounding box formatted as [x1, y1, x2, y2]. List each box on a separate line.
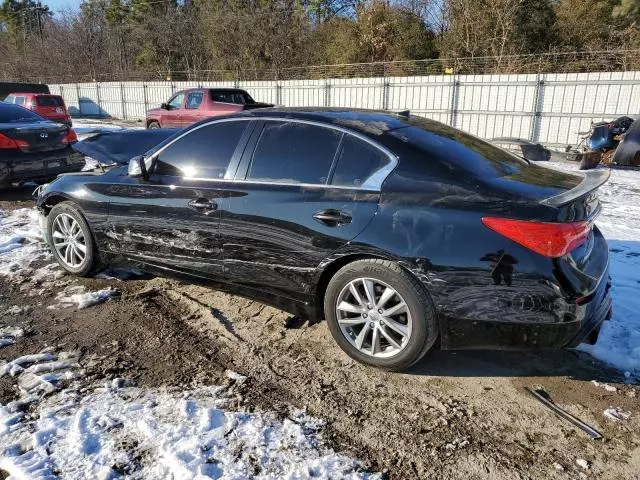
[36, 109, 612, 370]
[0, 103, 83, 187]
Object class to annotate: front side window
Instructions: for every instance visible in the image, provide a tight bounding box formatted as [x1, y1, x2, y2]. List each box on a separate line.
[14, 96, 26, 106]
[331, 136, 390, 188]
[247, 122, 341, 184]
[186, 91, 203, 109]
[153, 121, 248, 179]
[4, 95, 15, 104]
[167, 92, 185, 109]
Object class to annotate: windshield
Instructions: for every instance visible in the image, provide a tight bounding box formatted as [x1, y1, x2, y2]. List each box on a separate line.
[391, 116, 529, 179]
[0, 103, 44, 123]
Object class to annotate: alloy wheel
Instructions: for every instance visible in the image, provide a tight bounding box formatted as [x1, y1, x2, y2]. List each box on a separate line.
[51, 213, 87, 268]
[335, 277, 412, 358]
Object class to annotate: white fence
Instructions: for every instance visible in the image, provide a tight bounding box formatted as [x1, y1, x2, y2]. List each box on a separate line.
[50, 70, 640, 147]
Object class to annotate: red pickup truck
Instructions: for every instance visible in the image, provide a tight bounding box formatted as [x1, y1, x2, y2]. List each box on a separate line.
[146, 88, 273, 128]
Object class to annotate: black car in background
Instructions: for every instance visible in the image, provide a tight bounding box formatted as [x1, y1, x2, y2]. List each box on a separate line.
[0, 103, 82, 187]
[36, 109, 611, 370]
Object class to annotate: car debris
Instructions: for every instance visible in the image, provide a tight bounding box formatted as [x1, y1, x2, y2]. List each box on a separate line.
[526, 387, 603, 440]
[488, 137, 552, 162]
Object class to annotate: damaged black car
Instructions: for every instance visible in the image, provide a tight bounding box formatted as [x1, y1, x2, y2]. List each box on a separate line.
[35, 109, 612, 370]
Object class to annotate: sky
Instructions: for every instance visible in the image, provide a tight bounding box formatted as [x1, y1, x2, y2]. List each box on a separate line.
[42, 0, 80, 14]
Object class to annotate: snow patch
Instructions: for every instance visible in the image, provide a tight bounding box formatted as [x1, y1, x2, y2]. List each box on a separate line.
[0, 381, 377, 480]
[603, 407, 631, 421]
[50, 286, 120, 310]
[0, 208, 50, 279]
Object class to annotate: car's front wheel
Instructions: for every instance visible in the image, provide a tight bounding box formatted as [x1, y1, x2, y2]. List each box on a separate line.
[324, 259, 438, 370]
[147, 121, 160, 129]
[47, 202, 98, 276]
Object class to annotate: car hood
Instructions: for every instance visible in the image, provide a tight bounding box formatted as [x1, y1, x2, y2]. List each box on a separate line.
[71, 128, 179, 165]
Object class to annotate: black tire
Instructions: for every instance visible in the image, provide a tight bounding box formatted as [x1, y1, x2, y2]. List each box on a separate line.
[46, 202, 99, 276]
[324, 259, 438, 370]
[147, 121, 160, 129]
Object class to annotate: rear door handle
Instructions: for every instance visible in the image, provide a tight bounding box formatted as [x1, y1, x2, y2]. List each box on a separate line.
[188, 198, 217, 211]
[313, 209, 352, 226]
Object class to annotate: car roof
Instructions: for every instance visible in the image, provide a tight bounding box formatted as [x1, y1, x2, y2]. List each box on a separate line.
[7, 92, 60, 97]
[243, 107, 414, 137]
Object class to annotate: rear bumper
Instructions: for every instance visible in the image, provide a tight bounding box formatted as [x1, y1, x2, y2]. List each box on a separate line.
[0, 150, 84, 184]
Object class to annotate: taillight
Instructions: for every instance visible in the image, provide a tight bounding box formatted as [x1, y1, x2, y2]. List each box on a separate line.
[481, 217, 591, 258]
[0, 133, 29, 149]
[61, 129, 78, 144]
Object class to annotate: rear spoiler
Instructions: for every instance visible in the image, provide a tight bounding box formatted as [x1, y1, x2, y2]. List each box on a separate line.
[540, 169, 610, 207]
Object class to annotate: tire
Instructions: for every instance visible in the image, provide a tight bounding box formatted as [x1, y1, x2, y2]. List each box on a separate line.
[147, 121, 160, 129]
[47, 202, 99, 277]
[324, 259, 438, 370]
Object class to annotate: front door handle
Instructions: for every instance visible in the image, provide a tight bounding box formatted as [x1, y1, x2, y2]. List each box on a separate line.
[188, 198, 217, 211]
[313, 209, 352, 226]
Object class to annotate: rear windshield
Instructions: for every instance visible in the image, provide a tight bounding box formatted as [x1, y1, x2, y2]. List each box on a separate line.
[36, 95, 64, 107]
[391, 117, 529, 178]
[210, 90, 255, 105]
[0, 104, 43, 123]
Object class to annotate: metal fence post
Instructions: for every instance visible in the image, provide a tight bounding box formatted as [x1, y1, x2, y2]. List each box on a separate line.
[143, 83, 149, 115]
[449, 76, 460, 128]
[324, 80, 331, 107]
[75, 83, 81, 115]
[95, 82, 101, 114]
[382, 79, 390, 110]
[120, 82, 126, 120]
[530, 74, 544, 143]
[276, 83, 282, 106]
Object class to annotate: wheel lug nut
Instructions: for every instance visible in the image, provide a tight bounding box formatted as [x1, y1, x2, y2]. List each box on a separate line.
[367, 304, 372, 309]
[362, 313, 368, 318]
[378, 309, 383, 314]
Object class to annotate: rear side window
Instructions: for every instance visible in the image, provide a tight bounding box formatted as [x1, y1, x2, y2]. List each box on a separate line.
[0, 104, 42, 123]
[36, 96, 63, 107]
[391, 117, 528, 179]
[331, 136, 390, 187]
[210, 90, 252, 105]
[186, 92, 203, 109]
[247, 122, 341, 184]
[153, 121, 247, 179]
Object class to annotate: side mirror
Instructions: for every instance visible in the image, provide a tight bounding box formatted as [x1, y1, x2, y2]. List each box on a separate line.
[128, 155, 148, 179]
[161, 102, 169, 110]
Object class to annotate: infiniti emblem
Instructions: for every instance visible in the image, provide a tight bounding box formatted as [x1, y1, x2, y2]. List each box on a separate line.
[40, 132, 48, 139]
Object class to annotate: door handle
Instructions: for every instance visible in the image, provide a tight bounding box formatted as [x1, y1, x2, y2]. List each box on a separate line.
[312, 209, 352, 226]
[188, 198, 217, 211]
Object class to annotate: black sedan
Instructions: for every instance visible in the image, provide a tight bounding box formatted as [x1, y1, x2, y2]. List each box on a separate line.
[36, 108, 612, 370]
[0, 103, 84, 187]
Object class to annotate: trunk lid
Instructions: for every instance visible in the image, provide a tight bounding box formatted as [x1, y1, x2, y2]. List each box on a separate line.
[0, 121, 68, 153]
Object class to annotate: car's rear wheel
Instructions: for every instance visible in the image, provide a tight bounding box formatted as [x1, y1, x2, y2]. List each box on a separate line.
[147, 121, 160, 129]
[324, 259, 438, 370]
[47, 202, 98, 276]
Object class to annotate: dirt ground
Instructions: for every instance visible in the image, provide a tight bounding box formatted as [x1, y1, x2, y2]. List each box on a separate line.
[1, 186, 639, 480]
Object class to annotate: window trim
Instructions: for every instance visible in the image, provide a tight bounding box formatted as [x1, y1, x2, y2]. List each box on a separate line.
[147, 116, 398, 191]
